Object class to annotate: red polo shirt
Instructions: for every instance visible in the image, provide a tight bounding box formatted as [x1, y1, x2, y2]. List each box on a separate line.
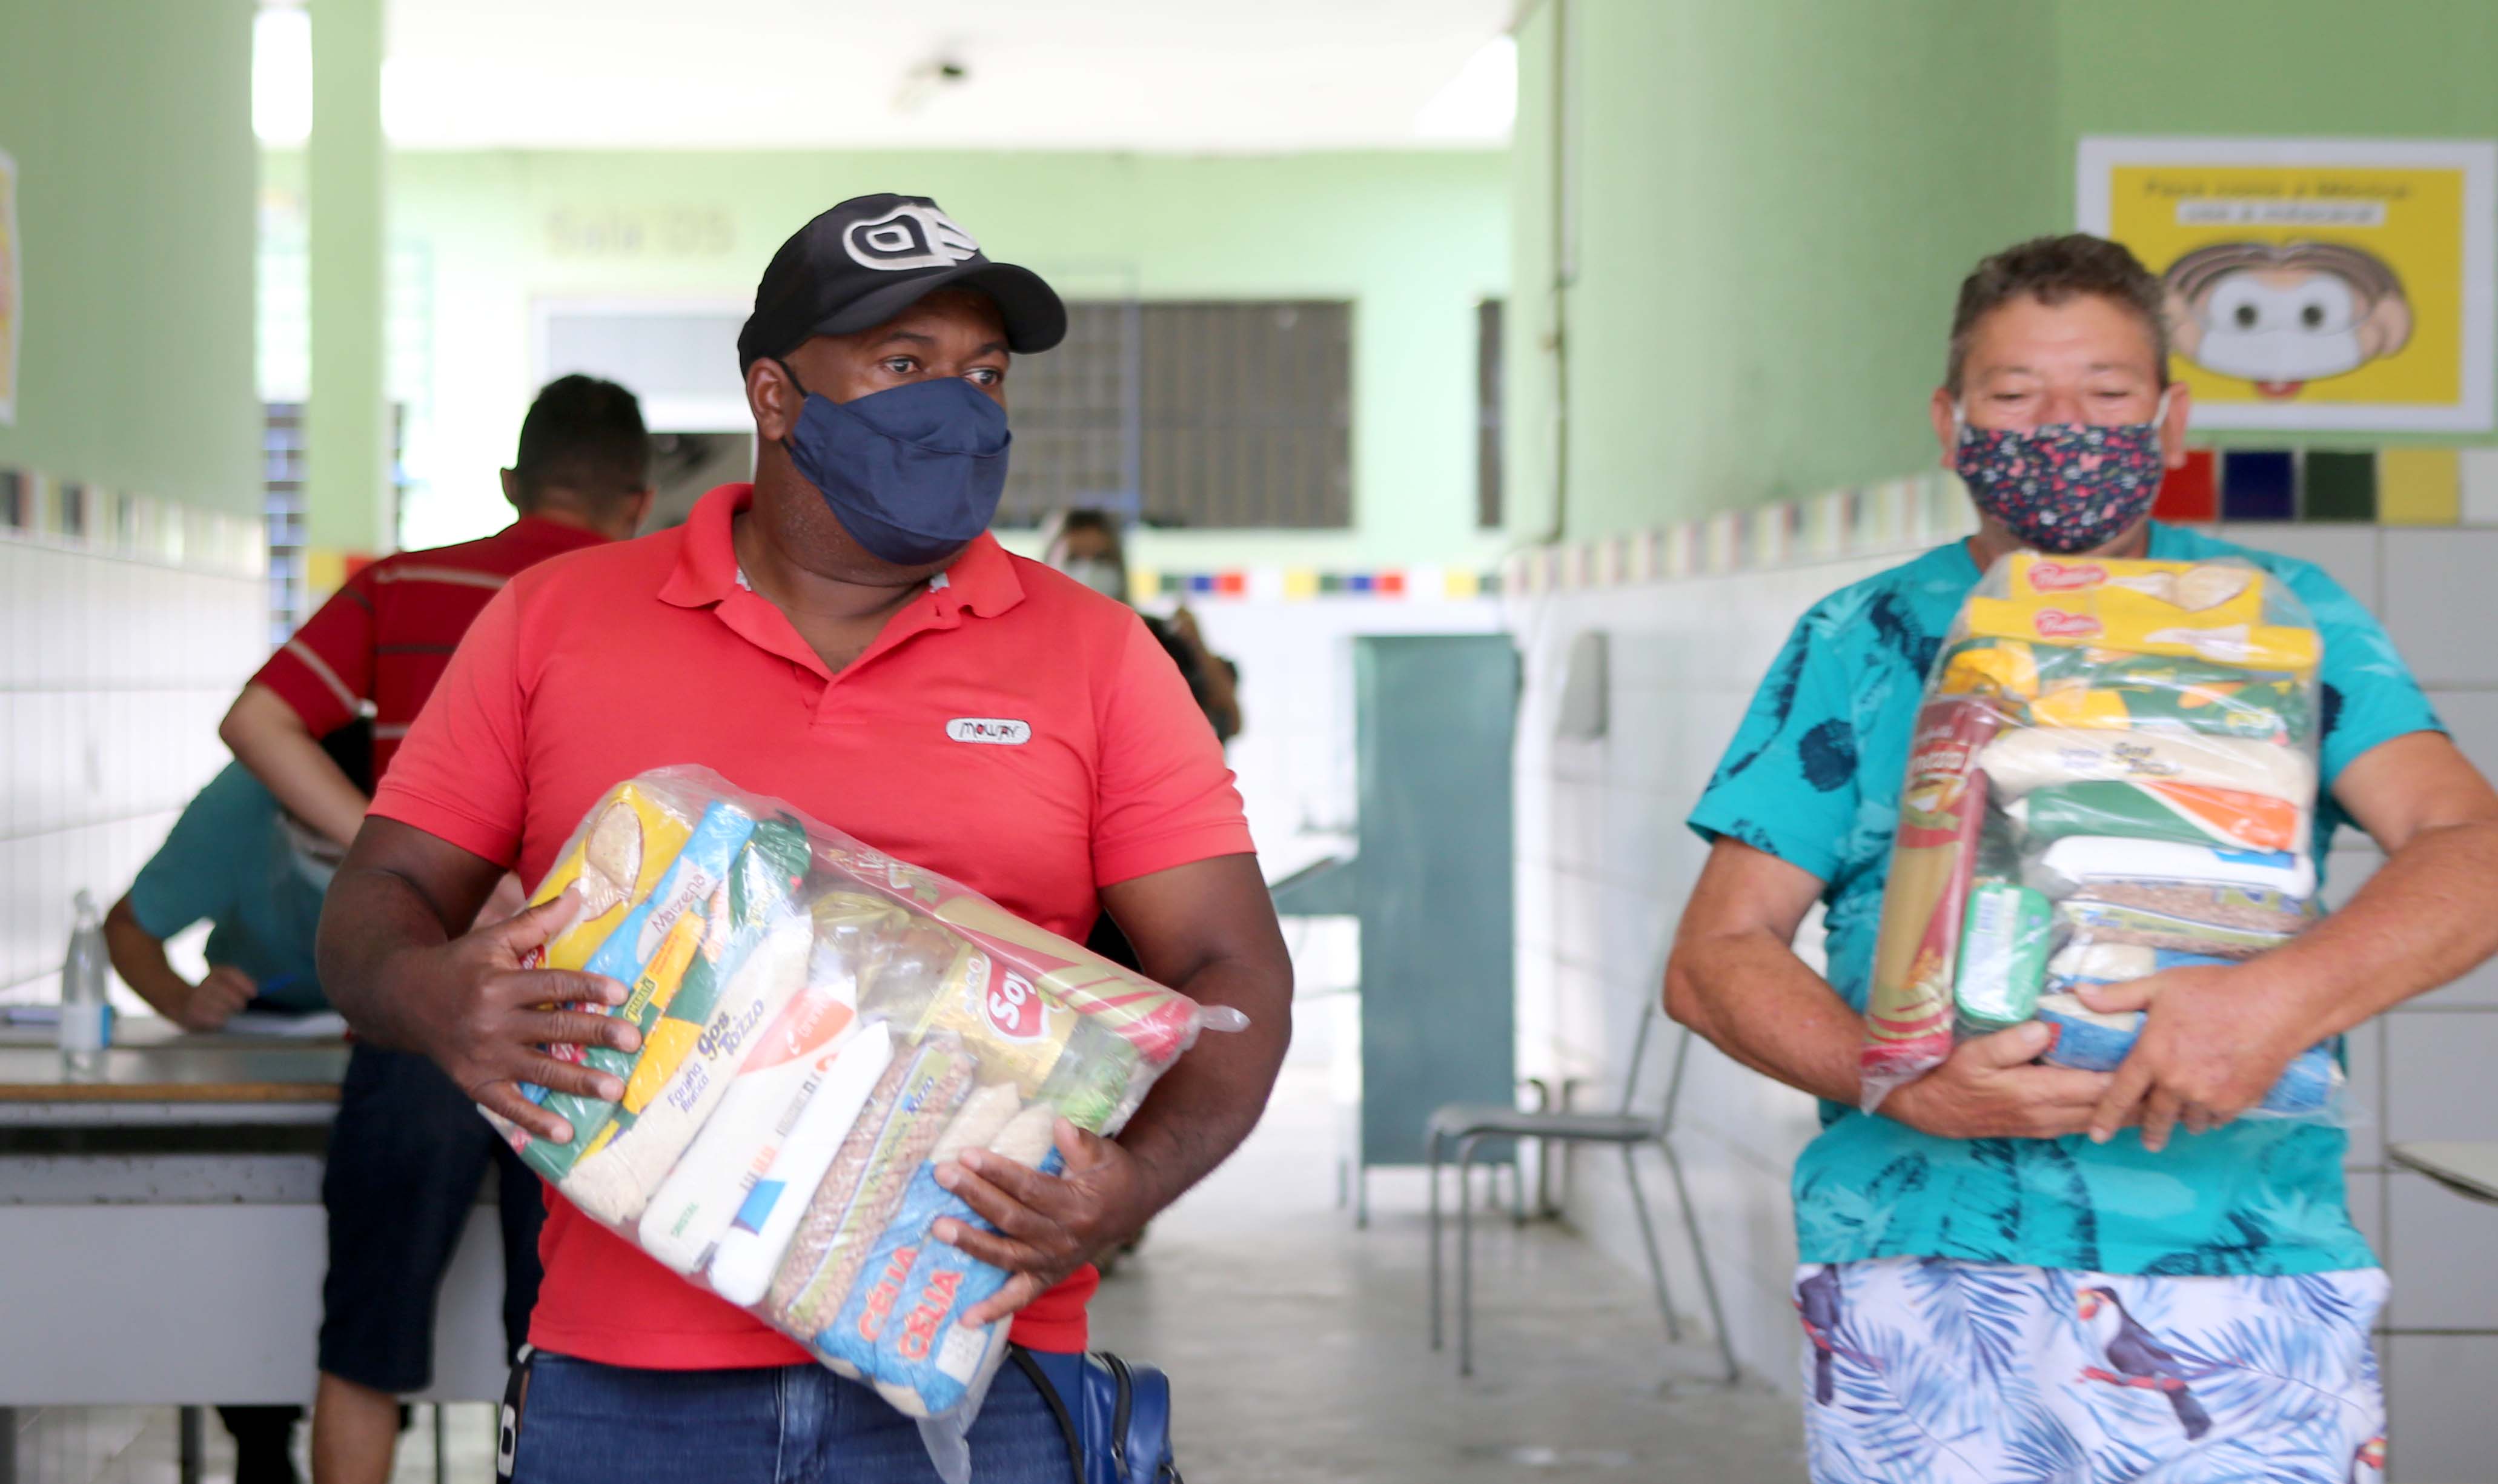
[368, 483, 1254, 1368]
[250, 515, 612, 775]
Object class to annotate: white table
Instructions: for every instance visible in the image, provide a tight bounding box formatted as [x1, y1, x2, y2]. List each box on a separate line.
[2389, 1141, 2498, 1205]
[0, 1022, 517, 1484]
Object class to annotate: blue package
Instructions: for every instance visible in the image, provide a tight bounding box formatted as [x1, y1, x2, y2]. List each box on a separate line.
[810, 1163, 958, 1373]
[859, 1148, 1067, 1414]
[2035, 992, 2339, 1115]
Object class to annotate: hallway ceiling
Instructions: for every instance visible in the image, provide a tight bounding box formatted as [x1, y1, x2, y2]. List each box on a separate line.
[382, 0, 1517, 152]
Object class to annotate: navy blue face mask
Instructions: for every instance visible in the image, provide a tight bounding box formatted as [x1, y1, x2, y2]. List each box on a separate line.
[774, 360, 1012, 567]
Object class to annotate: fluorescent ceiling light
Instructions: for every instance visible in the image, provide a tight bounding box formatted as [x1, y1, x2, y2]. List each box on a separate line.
[253, 4, 313, 146]
[1413, 32, 1514, 143]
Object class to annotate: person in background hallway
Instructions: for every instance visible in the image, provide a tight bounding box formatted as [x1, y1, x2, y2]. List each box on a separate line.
[314, 193, 1291, 1483]
[1667, 234, 2498, 1481]
[100, 719, 371, 1484]
[1041, 508, 1245, 1274]
[219, 374, 653, 1484]
[1041, 508, 1242, 744]
[108, 720, 370, 1032]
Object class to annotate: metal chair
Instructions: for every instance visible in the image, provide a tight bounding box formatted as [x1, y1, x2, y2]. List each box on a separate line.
[1426, 1002, 1738, 1383]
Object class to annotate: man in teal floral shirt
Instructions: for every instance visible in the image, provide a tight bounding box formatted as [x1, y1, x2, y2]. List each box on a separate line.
[1668, 235, 2498, 1482]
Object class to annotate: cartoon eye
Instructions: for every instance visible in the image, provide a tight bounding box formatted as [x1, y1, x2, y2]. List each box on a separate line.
[2301, 303, 2324, 328]
[2234, 303, 2260, 330]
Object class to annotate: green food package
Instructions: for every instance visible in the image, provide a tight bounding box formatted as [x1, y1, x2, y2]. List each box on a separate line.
[1936, 637, 2311, 740]
[1953, 881, 2052, 1033]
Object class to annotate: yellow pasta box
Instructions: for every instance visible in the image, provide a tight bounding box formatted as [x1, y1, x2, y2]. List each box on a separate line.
[526, 781, 700, 972]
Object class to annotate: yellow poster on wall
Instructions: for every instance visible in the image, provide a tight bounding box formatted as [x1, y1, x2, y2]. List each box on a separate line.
[2078, 137, 2494, 432]
[0, 147, 18, 426]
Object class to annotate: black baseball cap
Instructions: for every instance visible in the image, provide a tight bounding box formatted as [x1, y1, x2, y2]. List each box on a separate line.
[736, 194, 1067, 369]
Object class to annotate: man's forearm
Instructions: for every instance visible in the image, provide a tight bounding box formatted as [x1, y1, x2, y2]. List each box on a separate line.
[1106, 956, 1290, 1217]
[2271, 817, 2498, 1041]
[220, 684, 369, 847]
[316, 864, 458, 1050]
[1666, 928, 1866, 1107]
[102, 910, 194, 1021]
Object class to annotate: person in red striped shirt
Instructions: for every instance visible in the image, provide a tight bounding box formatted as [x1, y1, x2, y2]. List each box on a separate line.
[219, 374, 652, 1484]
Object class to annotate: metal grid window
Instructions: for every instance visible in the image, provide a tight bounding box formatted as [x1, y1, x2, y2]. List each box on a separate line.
[262, 402, 413, 644]
[998, 299, 1351, 531]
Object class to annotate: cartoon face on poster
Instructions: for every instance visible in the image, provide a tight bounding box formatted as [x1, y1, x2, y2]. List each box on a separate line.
[2078, 137, 2494, 431]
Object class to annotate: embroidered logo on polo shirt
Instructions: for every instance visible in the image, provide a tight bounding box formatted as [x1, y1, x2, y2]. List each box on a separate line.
[946, 718, 1031, 746]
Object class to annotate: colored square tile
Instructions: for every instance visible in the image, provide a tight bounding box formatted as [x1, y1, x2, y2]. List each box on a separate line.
[2301, 450, 2376, 522]
[1158, 571, 1184, 595]
[2456, 447, 2498, 525]
[1186, 572, 1216, 594]
[1347, 572, 1376, 594]
[1282, 567, 1319, 600]
[1317, 572, 1346, 594]
[1214, 571, 1247, 597]
[2152, 448, 2217, 522]
[1442, 568, 1480, 600]
[1477, 571, 1502, 595]
[1376, 569, 1406, 597]
[1703, 512, 1740, 573]
[2220, 449, 2296, 521]
[2377, 447, 2458, 525]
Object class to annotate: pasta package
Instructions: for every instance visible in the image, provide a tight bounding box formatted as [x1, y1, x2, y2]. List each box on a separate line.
[1858, 554, 2338, 1123]
[522, 779, 701, 972]
[1861, 698, 1998, 1101]
[472, 766, 1248, 1482]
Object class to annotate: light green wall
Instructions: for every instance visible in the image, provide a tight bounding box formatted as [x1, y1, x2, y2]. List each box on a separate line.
[1518, 0, 2498, 542]
[385, 149, 1509, 569]
[2055, 0, 2498, 448]
[307, 0, 392, 554]
[0, 0, 259, 517]
[2055, 0, 2498, 159]
[1509, 0, 2062, 541]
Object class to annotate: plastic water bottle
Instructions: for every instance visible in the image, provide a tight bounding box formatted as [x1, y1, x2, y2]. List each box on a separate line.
[58, 890, 111, 1076]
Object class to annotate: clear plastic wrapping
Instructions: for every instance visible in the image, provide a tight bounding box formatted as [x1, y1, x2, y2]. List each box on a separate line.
[1859, 554, 2343, 1122]
[482, 767, 1247, 1480]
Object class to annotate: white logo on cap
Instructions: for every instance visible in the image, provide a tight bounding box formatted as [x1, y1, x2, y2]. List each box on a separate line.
[846, 204, 982, 271]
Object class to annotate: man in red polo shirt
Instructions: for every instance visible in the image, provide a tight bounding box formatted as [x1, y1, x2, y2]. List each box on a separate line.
[221, 375, 652, 1484]
[317, 196, 1293, 1483]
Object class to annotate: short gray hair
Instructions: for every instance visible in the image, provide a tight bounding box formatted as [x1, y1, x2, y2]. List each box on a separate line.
[1947, 234, 2169, 396]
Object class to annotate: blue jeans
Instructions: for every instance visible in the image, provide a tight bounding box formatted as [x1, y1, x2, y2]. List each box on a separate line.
[509, 1351, 1078, 1484]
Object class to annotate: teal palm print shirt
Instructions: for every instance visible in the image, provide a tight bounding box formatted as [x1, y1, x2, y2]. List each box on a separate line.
[1688, 523, 2440, 1276]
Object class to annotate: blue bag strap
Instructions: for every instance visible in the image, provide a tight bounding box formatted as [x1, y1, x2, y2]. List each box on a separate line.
[1011, 1345, 1179, 1484]
[1009, 1346, 1091, 1483]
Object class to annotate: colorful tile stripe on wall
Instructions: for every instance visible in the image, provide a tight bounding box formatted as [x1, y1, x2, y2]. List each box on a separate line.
[1502, 444, 2498, 595]
[2153, 445, 2498, 526]
[0, 466, 266, 577]
[1130, 565, 1502, 603]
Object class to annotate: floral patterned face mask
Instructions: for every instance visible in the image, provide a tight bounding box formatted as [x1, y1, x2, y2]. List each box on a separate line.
[1952, 389, 2172, 554]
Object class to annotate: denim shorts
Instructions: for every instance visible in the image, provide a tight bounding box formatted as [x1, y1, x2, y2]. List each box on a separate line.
[320, 1044, 545, 1393]
[508, 1351, 1078, 1484]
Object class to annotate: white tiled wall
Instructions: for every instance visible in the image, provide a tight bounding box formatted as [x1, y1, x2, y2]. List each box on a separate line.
[1507, 549, 1902, 1379]
[1181, 594, 1508, 883]
[1506, 522, 2498, 1477]
[0, 536, 265, 1002]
